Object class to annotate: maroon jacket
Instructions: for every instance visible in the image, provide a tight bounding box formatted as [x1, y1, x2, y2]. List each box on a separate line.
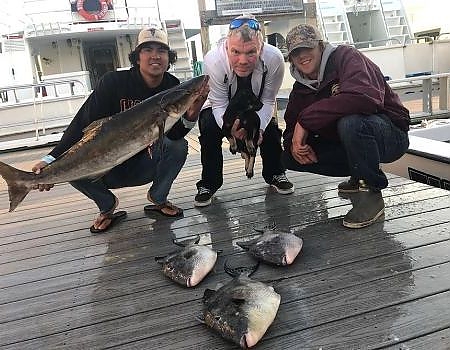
[283, 45, 410, 149]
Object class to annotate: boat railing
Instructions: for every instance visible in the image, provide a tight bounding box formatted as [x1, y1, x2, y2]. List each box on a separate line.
[23, 3, 161, 37]
[0, 79, 88, 104]
[0, 79, 89, 140]
[353, 37, 403, 49]
[388, 72, 450, 123]
[170, 68, 195, 82]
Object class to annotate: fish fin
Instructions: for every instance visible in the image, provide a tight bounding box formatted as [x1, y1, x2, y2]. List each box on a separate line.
[0, 161, 34, 212]
[203, 288, 216, 302]
[154, 256, 166, 264]
[224, 258, 259, 278]
[157, 118, 165, 160]
[236, 237, 260, 250]
[82, 118, 107, 135]
[253, 222, 277, 233]
[90, 172, 109, 183]
[173, 235, 200, 247]
[231, 298, 246, 305]
[195, 315, 206, 324]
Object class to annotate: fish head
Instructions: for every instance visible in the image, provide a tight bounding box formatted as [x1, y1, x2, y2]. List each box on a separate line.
[159, 75, 209, 131]
[187, 247, 218, 287]
[159, 244, 217, 287]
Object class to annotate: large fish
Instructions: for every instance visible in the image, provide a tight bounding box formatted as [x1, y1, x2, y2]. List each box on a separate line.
[0, 75, 208, 212]
[200, 261, 280, 349]
[236, 225, 303, 266]
[155, 236, 218, 287]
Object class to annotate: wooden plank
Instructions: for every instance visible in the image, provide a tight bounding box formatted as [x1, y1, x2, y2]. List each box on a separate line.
[1, 227, 449, 325]
[381, 327, 450, 350]
[0, 147, 449, 349]
[1, 188, 448, 287]
[0, 188, 448, 295]
[1, 220, 449, 346]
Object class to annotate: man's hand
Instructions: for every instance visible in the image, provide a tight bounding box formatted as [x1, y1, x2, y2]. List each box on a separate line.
[185, 80, 210, 121]
[290, 122, 318, 165]
[231, 119, 247, 141]
[31, 161, 54, 191]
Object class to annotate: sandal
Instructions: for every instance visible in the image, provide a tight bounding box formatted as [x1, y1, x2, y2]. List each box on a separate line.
[144, 194, 183, 217]
[89, 211, 127, 233]
[89, 196, 127, 233]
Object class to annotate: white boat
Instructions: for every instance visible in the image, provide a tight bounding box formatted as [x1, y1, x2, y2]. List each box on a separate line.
[382, 119, 450, 190]
[0, 0, 196, 146]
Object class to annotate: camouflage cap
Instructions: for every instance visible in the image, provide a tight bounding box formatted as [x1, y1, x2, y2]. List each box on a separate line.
[286, 24, 322, 55]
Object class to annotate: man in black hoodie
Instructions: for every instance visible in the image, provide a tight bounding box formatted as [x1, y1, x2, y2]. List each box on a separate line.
[282, 24, 410, 229]
[32, 27, 208, 232]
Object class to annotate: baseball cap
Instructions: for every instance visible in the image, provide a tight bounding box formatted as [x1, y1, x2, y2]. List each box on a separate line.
[136, 27, 169, 49]
[286, 24, 322, 55]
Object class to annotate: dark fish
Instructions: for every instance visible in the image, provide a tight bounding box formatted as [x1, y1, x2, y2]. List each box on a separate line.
[0, 75, 209, 211]
[236, 225, 303, 265]
[200, 260, 280, 349]
[222, 88, 263, 178]
[155, 236, 218, 287]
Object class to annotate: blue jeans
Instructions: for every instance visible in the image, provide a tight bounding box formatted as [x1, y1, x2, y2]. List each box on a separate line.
[282, 114, 409, 190]
[70, 136, 188, 213]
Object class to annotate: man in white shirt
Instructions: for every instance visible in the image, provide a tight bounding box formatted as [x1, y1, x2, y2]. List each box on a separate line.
[194, 15, 294, 207]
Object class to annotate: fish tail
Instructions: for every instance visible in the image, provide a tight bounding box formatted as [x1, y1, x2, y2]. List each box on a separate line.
[0, 161, 33, 212]
[224, 258, 260, 278]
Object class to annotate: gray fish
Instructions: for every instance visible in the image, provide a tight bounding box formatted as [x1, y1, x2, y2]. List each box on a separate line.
[201, 261, 281, 349]
[0, 75, 209, 212]
[155, 236, 218, 287]
[236, 225, 303, 266]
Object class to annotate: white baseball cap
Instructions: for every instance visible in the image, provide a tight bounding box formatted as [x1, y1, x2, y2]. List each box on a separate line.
[136, 27, 169, 49]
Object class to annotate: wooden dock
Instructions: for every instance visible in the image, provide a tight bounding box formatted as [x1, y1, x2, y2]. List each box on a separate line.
[0, 137, 449, 349]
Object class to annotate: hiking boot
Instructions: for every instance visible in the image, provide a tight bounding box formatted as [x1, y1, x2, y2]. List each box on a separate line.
[342, 190, 385, 229]
[194, 186, 213, 207]
[338, 177, 367, 193]
[270, 174, 294, 194]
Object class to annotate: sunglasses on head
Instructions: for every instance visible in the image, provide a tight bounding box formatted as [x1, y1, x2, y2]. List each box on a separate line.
[229, 18, 260, 31]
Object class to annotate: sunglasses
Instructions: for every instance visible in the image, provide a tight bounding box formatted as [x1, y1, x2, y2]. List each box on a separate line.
[229, 18, 261, 31]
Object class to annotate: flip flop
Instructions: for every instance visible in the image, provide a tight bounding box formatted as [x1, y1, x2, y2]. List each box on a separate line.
[144, 202, 184, 218]
[89, 210, 127, 233]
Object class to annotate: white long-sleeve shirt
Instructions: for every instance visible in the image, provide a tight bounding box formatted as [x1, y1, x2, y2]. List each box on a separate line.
[203, 39, 285, 130]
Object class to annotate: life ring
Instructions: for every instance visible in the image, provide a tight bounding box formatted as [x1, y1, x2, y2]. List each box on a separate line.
[77, 0, 108, 21]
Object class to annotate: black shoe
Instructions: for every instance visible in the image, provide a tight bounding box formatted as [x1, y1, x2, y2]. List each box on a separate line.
[194, 186, 213, 207]
[338, 177, 367, 193]
[342, 190, 385, 229]
[270, 174, 294, 194]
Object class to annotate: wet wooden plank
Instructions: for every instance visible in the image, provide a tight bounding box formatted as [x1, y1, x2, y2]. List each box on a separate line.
[0, 148, 449, 349]
[382, 327, 450, 350]
[1, 235, 449, 349]
[1, 185, 448, 288]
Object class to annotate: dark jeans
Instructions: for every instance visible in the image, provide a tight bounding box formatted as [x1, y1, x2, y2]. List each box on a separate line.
[196, 107, 285, 193]
[70, 136, 188, 213]
[282, 114, 409, 190]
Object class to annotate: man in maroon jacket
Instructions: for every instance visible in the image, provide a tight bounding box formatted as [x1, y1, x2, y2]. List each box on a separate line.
[282, 24, 410, 229]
